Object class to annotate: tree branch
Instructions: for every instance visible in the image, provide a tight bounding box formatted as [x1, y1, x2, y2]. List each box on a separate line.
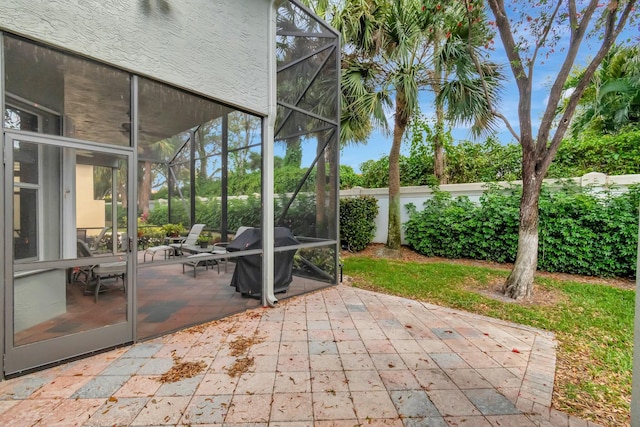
[539, 0, 637, 175]
[487, 0, 534, 148]
[465, 0, 520, 142]
[536, 0, 599, 159]
[529, 0, 563, 78]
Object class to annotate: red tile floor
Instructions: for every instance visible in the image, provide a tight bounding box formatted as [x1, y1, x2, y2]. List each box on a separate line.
[15, 255, 333, 347]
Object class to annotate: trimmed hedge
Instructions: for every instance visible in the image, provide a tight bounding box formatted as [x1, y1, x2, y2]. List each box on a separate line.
[404, 184, 640, 278]
[146, 193, 381, 254]
[340, 196, 379, 252]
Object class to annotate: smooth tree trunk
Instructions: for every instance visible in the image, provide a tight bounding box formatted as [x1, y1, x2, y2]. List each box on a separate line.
[387, 91, 408, 250]
[502, 153, 544, 299]
[327, 140, 338, 240]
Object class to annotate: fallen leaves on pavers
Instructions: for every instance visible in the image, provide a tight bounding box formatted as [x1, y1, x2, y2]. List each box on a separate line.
[224, 332, 265, 377]
[228, 334, 265, 357]
[226, 357, 256, 378]
[158, 351, 207, 383]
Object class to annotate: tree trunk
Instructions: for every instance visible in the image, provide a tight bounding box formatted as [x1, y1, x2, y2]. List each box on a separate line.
[196, 127, 208, 180]
[327, 140, 338, 240]
[387, 92, 408, 250]
[315, 135, 327, 238]
[434, 104, 446, 184]
[138, 160, 152, 216]
[502, 166, 542, 299]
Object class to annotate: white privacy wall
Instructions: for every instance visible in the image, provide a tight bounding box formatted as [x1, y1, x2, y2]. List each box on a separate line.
[0, 0, 271, 115]
[340, 173, 640, 245]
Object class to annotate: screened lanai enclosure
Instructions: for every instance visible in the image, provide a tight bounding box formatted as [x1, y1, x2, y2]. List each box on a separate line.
[1, 0, 339, 376]
[134, 2, 340, 339]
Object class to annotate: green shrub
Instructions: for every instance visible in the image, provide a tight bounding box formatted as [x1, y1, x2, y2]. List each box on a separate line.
[404, 184, 640, 278]
[339, 165, 363, 189]
[340, 196, 379, 252]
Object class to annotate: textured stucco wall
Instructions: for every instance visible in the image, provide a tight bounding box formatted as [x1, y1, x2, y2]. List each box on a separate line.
[340, 173, 640, 244]
[0, 0, 270, 115]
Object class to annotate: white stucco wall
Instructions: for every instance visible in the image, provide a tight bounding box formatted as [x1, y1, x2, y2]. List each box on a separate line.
[0, 0, 270, 115]
[340, 173, 640, 244]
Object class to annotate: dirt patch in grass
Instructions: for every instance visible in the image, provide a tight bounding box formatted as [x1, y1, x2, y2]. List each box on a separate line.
[475, 277, 569, 307]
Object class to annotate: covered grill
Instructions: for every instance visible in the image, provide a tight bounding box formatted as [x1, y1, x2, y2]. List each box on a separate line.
[227, 227, 299, 297]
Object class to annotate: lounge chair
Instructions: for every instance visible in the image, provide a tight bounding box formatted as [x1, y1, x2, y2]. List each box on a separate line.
[142, 224, 206, 260]
[169, 223, 206, 255]
[76, 239, 126, 303]
[182, 253, 222, 277]
[143, 244, 175, 262]
[89, 226, 109, 252]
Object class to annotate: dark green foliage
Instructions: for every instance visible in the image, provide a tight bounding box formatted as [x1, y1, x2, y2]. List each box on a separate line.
[274, 165, 315, 194]
[404, 184, 640, 278]
[359, 157, 391, 188]
[293, 246, 336, 281]
[359, 155, 435, 188]
[146, 194, 313, 236]
[339, 196, 379, 252]
[228, 196, 263, 231]
[276, 193, 317, 237]
[446, 139, 521, 183]
[548, 129, 640, 177]
[340, 165, 363, 189]
[539, 183, 640, 277]
[357, 138, 521, 188]
[146, 200, 189, 226]
[354, 129, 640, 189]
[402, 187, 520, 262]
[105, 204, 128, 228]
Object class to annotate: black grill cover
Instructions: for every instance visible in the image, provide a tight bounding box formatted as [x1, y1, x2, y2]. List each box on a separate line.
[227, 227, 299, 296]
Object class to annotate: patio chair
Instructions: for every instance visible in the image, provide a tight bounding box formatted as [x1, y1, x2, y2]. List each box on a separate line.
[143, 244, 175, 262]
[169, 223, 206, 255]
[89, 226, 109, 252]
[207, 226, 251, 273]
[181, 253, 221, 277]
[76, 239, 126, 303]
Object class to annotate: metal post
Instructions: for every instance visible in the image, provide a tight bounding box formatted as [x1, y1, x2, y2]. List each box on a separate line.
[221, 114, 229, 240]
[190, 130, 196, 225]
[631, 206, 640, 427]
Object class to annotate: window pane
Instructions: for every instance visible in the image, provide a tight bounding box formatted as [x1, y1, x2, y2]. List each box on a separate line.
[4, 36, 130, 146]
[13, 140, 38, 184]
[13, 187, 37, 260]
[5, 106, 38, 132]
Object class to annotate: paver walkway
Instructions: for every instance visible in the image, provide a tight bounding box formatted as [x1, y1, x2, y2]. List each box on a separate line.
[0, 284, 602, 426]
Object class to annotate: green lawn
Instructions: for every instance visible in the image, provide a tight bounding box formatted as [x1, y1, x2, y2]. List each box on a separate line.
[343, 256, 634, 427]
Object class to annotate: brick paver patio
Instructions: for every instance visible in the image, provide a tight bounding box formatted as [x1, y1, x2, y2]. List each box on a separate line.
[0, 284, 602, 426]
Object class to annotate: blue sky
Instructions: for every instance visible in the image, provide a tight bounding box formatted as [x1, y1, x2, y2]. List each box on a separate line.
[339, 49, 576, 173]
[336, 7, 638, 174]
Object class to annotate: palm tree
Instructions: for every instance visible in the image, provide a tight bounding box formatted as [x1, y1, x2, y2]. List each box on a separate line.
[427, 2, 502, 183]
[563, 43, 640, 136]
[334, 0, 451, 249]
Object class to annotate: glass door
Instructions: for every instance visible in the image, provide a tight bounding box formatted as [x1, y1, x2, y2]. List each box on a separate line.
[4, 131, 134, 375]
